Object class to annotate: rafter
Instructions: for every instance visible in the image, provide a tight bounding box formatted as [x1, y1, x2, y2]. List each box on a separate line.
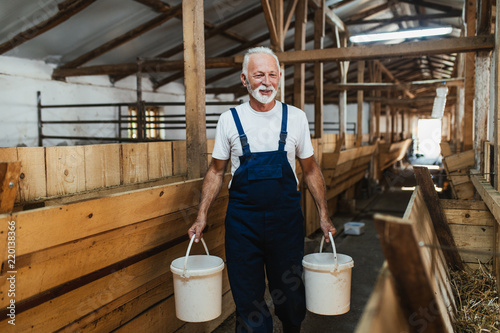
[132, 0, 170, 12]
[346, 11, 463, 26]
[261, 0, 280, 47]
[110, 5, 263, 83]
[0, 0, 97, 54]
[57, 4, 182, 71]
[257, 36, 494, 64]
[399, 0, 460, 13]
[152, 33, 270, 89]
[343, 3, 390, 24]
[52, 57, 238, 78]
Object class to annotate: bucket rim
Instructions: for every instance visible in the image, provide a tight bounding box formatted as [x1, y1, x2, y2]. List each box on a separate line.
[302, 253, 354, 272]
[170, 255, 225, 276]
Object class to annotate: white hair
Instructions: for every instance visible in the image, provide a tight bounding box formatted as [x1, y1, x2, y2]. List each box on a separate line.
[241, 46, 280, 77]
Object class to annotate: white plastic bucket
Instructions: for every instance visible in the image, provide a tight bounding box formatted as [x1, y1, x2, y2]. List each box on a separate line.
[302, 232, 354, 315]
[170, 236, 225, 322]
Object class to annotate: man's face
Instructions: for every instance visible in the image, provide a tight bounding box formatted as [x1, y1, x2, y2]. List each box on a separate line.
[242, 53, 280, 105]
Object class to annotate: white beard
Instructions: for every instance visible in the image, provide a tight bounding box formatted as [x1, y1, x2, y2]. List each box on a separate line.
[246, 81, 278, 105]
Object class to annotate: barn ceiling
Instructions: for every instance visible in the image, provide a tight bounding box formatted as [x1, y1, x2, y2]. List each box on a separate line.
[0, 0, 479, 111]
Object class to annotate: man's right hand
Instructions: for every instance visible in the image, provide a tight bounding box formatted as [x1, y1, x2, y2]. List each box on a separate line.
[188, 218, 207, 243]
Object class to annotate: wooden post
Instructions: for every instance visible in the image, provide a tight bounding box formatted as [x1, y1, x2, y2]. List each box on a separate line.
[271, 0, 285, 102]
[0, 162, 21, 214]
[313, 0, 325, 139]
[356, 61, 365, 147]
[385, 103, 391, 144]
[495, 0, 500, 190]
[475, 0, 493, 171]
[375, 64, 381, 141]
[293, 0, 307, 110]
[474, 51, 491, 172]
[337, 28, 349, 143]
[413, 166, 464, 270]
[464, 0, 477, 151]
[183, 0, 207, 179]
[401, 111, 405, 140]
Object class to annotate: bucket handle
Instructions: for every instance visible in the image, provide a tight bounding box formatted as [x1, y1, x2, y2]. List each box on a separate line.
[182, 236, 210, 278]
[319, 232, 338, 272]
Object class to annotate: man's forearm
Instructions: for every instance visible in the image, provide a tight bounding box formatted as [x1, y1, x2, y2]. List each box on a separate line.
[304, 166, 329, 220]
[197, 166, 225, 219]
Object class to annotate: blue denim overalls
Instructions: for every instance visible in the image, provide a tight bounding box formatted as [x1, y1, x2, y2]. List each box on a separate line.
[225, 103, 306, 332]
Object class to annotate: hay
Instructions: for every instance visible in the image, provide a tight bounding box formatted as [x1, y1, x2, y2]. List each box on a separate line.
[451, 262, 499, 332]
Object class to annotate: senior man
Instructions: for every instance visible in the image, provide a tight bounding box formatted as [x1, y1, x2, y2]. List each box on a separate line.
[188, 46, 336, 333]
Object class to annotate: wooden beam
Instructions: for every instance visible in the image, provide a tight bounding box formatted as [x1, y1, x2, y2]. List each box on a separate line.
[293, 0, 307, 110]
[399, 0, 460, 13]
[314, 0, 325, 138]
[261, 0, 279, 48]
[474, 51, 491, 171]
[495, 0, 500, 190]
[60, 35, 493, 79]
[0, 162, 21, 214]
[347, 11, 462, 26]
[243, 36, 495, 64]
[109, 5, 262, 83]
[133, 0, 171, 12]
[57, 5, 182, 71]
[0, 0, 97, 54]
[324, 78, 464, 91]
[477, 0, 493, 35]
[271, 0, 285, 101]
[310, 0, 347, 32]
[356, 60, 365, 147]
[463, 0, 477, 151]
[413, 166, 464, 270]
[52, 57, 237, 78]
[283, 0, 299, 35]
[183, 0, 207, 179]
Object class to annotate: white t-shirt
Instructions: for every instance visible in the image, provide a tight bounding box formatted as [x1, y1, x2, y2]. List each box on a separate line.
[212, 101, 314, 184]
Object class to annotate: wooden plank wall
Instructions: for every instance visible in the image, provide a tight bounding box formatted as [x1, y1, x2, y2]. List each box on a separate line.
[441, 199, 495, 269]
[0, 176, 232, 332]
[0, 141, 211, 205]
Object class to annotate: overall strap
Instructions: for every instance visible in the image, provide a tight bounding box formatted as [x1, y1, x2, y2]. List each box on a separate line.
[278, 103, 288, 151]
[230, 108, 251, 155]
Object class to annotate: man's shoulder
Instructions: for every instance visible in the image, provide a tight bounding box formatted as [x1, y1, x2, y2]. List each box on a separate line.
[284, 103, 307, 120]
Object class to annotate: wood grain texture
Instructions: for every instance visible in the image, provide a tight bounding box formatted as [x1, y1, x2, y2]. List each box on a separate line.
[414, 166, 464, 270]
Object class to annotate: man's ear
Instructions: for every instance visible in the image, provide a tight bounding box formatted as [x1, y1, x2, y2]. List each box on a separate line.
[240, 73, 247, 86]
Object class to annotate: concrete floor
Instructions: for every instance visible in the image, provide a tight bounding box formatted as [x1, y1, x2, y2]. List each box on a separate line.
[213, 169, 414, 333]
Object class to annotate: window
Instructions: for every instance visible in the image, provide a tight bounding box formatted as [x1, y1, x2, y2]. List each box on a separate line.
[128, 107, 160, 139]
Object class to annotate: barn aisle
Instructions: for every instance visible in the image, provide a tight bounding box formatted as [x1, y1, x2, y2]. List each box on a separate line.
[214, 166, 415, 333]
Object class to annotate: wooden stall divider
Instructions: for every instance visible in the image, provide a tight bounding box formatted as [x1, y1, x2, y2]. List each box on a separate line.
[373, 213, 453, 333]
[0, 162, 21, 214]
[0, 173, 231, 332]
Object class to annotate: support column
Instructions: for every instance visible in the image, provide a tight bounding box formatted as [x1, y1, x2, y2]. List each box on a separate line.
[464, 0, 477, 150]
[475, 0, 493, 171]
[313, 0, 325, 139]
[494, 0, 500, 190]
[293, 0, 307, 110]
[183, 0, 207, 179]
[271, 0, 285, 102]
[336, 27, 349, 144]
[356, 60, 365, 147]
